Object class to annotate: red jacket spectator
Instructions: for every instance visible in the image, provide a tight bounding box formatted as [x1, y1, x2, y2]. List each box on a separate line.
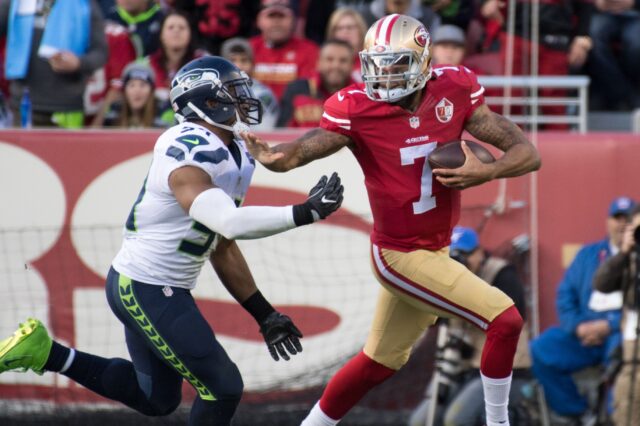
[250, 0, 319, 100]
[277, 40, 355, 127]
[85, 22, 136, 120]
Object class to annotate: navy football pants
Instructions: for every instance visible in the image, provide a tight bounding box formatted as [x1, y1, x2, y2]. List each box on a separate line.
[62, 267, 243, 425]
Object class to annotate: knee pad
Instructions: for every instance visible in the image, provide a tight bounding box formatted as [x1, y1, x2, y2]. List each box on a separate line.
[488, 305, 523, 339]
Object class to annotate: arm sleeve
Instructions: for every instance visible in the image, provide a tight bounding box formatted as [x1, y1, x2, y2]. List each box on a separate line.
[79, 1, 108, 74]
[493, 265, 527, 321]
[593, 252, 628, 293]
[319, 91, 353, 138]
[556, 249, 589, 334]
[190, 187, 296, 240]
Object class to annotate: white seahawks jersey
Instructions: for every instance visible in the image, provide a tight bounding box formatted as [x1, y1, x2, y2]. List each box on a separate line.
[112, 122, 256, 289]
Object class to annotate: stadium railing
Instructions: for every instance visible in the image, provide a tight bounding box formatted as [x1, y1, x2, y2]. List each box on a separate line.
[478, 75, 590, 133]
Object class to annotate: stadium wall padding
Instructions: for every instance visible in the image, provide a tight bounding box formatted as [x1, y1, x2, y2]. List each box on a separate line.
[0, 129, 638, 403]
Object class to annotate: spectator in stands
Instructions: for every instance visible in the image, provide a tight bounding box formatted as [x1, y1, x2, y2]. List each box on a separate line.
[85, 22, 137, 126]
[588, 0, 640, 110]
[146, 10, 205, 123]
[221, 37, 279, 131]
[250, 0, 320, 100]
[97, 62, 168, 128]
[325, 8, 367, 82]
[529, 197, 633, 423]
[409, 227, 532, 426]
[0, 0, 107, 128]
[277, 39, 354, 128]
[431, 24, 467, 66]
[430, 25, 499, 95]
[358, 0, 441, 32]
[107, 0, 165, 57]
[593, 204, 640, 425]
[480, 0, 594, 127]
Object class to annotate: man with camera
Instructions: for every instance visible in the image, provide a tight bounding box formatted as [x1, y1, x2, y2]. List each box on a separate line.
[594, 203, 640, 425]
[530, 197, 632, 424]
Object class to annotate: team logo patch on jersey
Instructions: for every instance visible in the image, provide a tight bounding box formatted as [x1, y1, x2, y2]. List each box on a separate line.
[435, 98, 454, 123]
[409, 116, 420, 129]
[414, 26, 429, 47]
[175, 134, 209, 152]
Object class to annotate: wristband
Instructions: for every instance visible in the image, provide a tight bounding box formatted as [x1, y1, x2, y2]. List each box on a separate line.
[241, 290, 276, 323]
[292, 203, 315, 226]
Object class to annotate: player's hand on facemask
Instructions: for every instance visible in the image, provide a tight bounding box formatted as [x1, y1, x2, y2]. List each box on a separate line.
[305, 172, 344, 220]
[259, 311, 303, 361]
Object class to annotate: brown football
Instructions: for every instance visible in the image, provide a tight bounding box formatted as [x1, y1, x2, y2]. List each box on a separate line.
[428, 140, 496, 170]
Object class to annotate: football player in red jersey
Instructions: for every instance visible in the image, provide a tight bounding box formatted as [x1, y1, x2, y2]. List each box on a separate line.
[241, 14, 541, 426]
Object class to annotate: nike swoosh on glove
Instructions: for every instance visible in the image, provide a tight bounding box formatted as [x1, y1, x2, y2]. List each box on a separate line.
[305, 172, 344, 221]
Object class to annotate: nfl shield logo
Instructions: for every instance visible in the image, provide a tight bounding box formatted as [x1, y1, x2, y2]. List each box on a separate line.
[435, 98, 454, 123]
[409, 116, 420, 129]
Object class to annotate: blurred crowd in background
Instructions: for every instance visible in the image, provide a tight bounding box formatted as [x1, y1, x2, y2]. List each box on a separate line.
[0, 0, 638, 130]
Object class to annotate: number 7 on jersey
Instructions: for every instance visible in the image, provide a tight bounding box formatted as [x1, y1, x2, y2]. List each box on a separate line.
[400, 142, 438, 214]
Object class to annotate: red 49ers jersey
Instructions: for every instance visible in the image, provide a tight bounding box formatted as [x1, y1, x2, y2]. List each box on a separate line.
[320, 65, 486, 251]
[84, 23, 136, 116]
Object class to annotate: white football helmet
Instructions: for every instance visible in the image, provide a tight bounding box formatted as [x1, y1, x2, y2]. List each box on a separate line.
[359, 14, 433, 102]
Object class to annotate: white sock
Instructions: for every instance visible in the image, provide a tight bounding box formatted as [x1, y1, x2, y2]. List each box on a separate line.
[481, 372, 512, 426]
[59, 348, 76, 373]
[300, 401, 339, 426]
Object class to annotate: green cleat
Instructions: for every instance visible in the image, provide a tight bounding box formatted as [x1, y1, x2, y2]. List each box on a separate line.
[0, 318, 52, 375]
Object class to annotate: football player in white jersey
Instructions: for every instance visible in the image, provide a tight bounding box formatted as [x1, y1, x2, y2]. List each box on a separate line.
[0, 56, 344, 425]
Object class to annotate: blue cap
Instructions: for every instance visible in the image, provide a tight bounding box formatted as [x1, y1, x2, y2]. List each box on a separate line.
[609, 196, 635, 217]
[450, 226, 479, 253]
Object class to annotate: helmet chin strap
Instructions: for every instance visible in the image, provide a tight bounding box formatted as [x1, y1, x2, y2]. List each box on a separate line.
[187, 102, 250, 138]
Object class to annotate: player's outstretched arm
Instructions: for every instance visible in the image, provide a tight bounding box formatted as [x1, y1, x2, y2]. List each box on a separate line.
[240, 128, 353, 172]
[435, 105, 541, 189]
[210, 239, 303, 361]
[169, 166, 344, 240]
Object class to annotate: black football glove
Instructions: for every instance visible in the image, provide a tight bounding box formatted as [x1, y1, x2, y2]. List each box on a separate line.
[305, 172, 344, 220]
[259, 311, 303, 361]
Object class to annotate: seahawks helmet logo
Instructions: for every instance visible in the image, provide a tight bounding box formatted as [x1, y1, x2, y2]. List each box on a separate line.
[173, 68, 221, 89]
[170, 67, 226, 106]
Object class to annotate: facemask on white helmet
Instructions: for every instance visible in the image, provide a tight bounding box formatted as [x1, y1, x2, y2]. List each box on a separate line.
[360, 46, 430, 102]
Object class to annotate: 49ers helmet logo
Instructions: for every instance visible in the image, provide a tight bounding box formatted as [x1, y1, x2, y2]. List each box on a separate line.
[414, 25, 429, 47]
